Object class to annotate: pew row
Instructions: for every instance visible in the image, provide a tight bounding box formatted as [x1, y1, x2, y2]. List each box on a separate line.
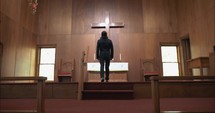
[150, 76, 215, 113]
[0, 77, 47, 113]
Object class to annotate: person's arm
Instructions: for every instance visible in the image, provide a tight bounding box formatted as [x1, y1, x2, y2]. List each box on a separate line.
[96, 41, 100, 60]
[110, 40, 114, 60]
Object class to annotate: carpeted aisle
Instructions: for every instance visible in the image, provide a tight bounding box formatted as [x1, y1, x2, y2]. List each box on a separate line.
[0, 98, 215, 113]
[160, 98, 215, 112]
[46, 99, 152, 113]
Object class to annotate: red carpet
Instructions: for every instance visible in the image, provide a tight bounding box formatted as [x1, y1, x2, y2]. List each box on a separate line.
[0, 98, 215, 113]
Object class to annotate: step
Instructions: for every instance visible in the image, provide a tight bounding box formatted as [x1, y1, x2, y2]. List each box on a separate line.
[0, 110, 37, 113]
[82, 82, 134, 100]
[162, 111, 215, 113]
[83, 82, 134, 90]
[82, 90, 134, 100]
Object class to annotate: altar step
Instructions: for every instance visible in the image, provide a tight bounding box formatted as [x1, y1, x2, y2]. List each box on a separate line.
[82, 82, 134, 100]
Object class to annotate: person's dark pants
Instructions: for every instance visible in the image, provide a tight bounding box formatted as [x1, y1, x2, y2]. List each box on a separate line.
[99, 58, 110, 81]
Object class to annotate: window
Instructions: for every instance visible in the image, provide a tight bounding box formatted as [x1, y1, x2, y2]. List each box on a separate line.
[161, 45, 179, 76]
[38, 47, 56, 81]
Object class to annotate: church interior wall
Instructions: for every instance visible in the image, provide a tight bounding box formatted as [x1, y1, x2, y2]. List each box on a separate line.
[0, 0, 214, 81]
[177, 0, 215, 58]
[37, 0, 179, 82]
[0, 0, 38, 78]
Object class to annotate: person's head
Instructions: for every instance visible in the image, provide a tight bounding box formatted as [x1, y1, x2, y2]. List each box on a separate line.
[101, 31, 108, 38]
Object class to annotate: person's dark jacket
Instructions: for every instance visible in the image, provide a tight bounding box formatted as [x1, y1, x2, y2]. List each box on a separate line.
[96, 31, 114, 60]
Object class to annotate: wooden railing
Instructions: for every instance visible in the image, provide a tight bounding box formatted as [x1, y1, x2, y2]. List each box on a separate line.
[77, 51, 87, 100]
[0, 77, 47, 113]
[150, 76, 215, 113]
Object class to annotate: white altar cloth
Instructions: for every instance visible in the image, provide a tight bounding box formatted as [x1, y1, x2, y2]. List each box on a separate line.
[87, 62, 128, 72]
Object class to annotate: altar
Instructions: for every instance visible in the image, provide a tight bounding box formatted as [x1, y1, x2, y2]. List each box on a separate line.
[87, 62, 129, 82]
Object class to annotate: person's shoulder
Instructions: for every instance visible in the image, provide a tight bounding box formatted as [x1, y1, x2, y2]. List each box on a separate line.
[97, 39, 101, 44]
[108, 39, 112, 42]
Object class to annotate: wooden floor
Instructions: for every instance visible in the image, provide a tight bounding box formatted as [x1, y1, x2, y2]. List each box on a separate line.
[0, 98, 214, 113]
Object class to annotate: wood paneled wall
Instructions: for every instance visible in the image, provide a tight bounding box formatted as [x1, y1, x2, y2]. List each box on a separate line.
[0, 0, 1, 76]
[119, 33, 177, 81]
[37, 0, 178, 82]
[38, 0, 178, 35]
[177, 0, 215, 58]
[0, 43, 2, 77]
[1, 0, 214, 81]
[37, 34, 96, 81]
[0, 0, 38, 77]
[143, 0, 178, 33]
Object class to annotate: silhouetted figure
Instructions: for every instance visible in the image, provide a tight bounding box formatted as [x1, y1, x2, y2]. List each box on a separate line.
[96, 31, 114, 82]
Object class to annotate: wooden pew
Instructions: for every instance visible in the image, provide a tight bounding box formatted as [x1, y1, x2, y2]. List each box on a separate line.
[0, 77, 47, 113]
[150, 76, 215, 113]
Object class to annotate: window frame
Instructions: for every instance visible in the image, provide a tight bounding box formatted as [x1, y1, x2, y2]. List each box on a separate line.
[160, 43, 181, 76]
[36, 44, 57, 81]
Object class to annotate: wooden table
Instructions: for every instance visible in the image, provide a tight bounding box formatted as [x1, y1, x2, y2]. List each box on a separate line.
[187, 57, 209, 76]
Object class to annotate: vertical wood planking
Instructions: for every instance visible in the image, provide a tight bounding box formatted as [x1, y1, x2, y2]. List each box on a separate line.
[177, 0, 215, 58]
[37, 0, 179, 81]
[1, 0, 214, 81]
[1, 0, 38, 77]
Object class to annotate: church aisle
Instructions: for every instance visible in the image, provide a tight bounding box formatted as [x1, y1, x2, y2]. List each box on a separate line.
[45, 99, 152, 113]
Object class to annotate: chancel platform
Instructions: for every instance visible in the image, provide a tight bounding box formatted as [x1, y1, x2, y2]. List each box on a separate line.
[87, 62, 128, 82]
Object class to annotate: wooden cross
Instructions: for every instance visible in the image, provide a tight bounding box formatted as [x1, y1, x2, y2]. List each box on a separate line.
[91, 11, 124, 62]
[91, 11, 124, 34]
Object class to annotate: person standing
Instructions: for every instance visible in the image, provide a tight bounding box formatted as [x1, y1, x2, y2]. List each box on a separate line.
[96, 31, 114, 82]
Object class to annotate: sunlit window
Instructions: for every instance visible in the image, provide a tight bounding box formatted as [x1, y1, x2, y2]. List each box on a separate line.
[161, 46, 179, 76]
[39, 48, 56, 81]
